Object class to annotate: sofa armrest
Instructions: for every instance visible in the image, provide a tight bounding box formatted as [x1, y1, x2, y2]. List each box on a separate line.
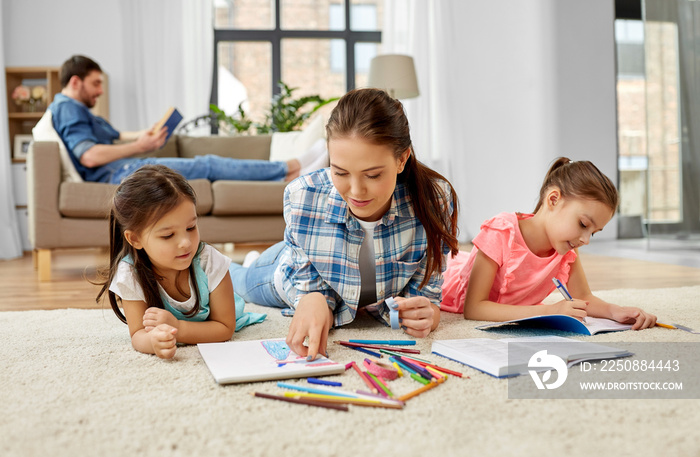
[27, 141, 63, 249]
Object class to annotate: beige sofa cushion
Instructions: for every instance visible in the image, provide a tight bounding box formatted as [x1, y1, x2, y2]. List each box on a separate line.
[177, 135, 272, 160]
[58, 179, 213, 218]
[211, 181, 286, 215]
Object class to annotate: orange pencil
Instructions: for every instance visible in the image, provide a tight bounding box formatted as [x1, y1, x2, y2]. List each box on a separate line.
[397, 378, 444, 402]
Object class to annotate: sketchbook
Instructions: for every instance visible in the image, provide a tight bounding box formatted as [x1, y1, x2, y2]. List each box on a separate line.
[431, 336, 632, 378]
[153, 107, 183, 146]
[198, 338, 345, 385]
[475, 314, 633, 336]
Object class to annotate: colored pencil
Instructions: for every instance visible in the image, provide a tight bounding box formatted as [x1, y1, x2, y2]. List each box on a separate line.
[398, 356, 435, 381]
[366, 372, 393, 398]
[276, 382, 357, 399]
[252, 392, 349, 412]
[347, 339, 417, 345]
[391, 357, 419, 377]
[284, 392, 404, 409]
[424, 365, 446, 380]
[391, 361, 404, 377]
[347, 345, 383, 358]
[410, 373, 430, 385]
[379, 349, 431, 362]
[350, 361, 378, 393]
[655, 322, 676, 329]
[336, 341, 421, 354]
[362, 369, 387, 396]
[408, 359, 464, 378]
[398, 379, 443, 402]
[307, 377, 342, 387]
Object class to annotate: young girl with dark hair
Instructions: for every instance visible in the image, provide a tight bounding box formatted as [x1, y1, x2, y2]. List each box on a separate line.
[229, 88, 460, 360]
[96, 165, 246, 359]
[441, 157, 656, 329]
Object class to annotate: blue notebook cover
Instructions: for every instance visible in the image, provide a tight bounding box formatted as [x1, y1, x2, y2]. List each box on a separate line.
[476, 314, 632, 336]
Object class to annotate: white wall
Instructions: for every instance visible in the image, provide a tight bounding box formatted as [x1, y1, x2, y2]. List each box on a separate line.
[443, 0, 618, 240]
[1, 0, 132, 129]
[3, 0, 619, 241]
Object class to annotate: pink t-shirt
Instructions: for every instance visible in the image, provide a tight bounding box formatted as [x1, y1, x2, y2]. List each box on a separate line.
[441, 212, 577, 313]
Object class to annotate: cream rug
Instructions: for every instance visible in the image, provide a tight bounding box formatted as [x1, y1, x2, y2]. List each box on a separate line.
[2, 287, 700, 457]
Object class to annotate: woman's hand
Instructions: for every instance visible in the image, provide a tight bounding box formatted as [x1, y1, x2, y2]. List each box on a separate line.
[286, 293, 333, 361]
[550, 299, 588, 322]
[394, 296, 439, 338]
[610, 306, 657, 330]
[143, 307, 179, 332]
[149, 324, 178, 359]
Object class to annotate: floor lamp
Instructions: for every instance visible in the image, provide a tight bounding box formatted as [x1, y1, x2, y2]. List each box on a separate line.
[367, 54, 419, 100]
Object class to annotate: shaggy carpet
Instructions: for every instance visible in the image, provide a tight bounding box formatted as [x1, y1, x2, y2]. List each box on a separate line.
[2, 287, 700, 457]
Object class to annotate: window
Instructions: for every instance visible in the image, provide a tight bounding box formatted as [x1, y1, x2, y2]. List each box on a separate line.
[615, 18, 682, 224]
[212, 0, 382, 127]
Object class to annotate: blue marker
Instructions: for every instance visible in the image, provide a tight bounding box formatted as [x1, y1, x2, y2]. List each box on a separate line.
[307, 377, 342, 387]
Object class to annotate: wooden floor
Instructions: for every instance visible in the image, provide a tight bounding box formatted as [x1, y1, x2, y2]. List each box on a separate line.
[2, 245, 700, 312]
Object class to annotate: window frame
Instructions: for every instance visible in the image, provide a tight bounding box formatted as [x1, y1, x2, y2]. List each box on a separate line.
[211, 0, 382, 106]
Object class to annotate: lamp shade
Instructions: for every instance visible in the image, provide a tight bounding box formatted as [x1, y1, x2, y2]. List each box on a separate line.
[367, 54, 419, 99]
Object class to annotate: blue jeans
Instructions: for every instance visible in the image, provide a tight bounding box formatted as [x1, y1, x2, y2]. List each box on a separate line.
[108, 155, 288, 184]
[229, 241, 288, 308]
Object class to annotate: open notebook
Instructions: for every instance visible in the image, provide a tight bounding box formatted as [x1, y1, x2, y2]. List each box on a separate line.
[476, 314, 633, 336]
[198, 338, 345, 384]
[432, 336, 632, 378]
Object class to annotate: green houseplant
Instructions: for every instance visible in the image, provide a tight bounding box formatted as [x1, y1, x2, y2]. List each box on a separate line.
[180, 82, 338, 135]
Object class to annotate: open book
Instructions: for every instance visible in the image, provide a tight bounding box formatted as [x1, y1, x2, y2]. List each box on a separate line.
[476, 314, 633, 336]
[432, 336, 632, 378]
[198, 338, 345, 384]
[152, 107, 183, 146]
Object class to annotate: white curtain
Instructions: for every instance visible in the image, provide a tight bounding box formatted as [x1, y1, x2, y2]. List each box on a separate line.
[383, 0, 471, 240]
[120, 0, 213, 129]
[0, 4, 24, 260]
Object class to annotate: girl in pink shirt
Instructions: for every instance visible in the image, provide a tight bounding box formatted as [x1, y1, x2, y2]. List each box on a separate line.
[442, 157, 657, 330]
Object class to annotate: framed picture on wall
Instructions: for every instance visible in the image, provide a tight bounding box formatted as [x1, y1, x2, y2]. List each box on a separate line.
[13, 134, 33, 159]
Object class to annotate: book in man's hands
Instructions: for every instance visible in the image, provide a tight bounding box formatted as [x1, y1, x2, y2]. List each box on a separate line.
[198, 338, 345, 385]
[431, 336, 632, 378]
[475, 314, 633, 336]
[152, 107, 183, 146]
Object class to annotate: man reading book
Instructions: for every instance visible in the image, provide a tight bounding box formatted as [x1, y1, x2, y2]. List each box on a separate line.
[48, 55, 325, 184]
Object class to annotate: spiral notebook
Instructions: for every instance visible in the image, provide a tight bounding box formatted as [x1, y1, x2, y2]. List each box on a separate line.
[198, 338, 345, 385]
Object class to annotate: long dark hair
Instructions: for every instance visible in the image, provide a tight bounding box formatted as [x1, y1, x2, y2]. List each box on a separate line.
[95, 165, 202, 324]
[534, 157, 619, 213]
[326, 88, 459, 288]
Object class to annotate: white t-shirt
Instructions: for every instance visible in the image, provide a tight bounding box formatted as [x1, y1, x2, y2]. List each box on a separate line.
[109, 244, 231, 315]
[357, 218, 379, 306]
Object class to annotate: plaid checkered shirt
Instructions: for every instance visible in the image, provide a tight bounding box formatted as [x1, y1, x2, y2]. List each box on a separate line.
[277, 168, 453, 328]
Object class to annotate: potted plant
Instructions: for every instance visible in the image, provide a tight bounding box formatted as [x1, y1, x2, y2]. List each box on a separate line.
[180, 82, 338, 135]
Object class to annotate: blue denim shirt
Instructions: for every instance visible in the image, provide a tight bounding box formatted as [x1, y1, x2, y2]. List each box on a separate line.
[49, 93, 125, 182]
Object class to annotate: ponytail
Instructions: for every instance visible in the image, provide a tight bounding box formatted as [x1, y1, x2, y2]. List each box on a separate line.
[401, 152, 459, 288]
[534, 157, 618, 213]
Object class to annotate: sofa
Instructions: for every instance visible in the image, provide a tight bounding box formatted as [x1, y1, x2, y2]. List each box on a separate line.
[27, 133, 294, 281]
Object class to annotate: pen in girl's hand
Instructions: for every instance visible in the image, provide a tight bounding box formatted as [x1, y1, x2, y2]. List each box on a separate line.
[552, 277, 586, 323]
